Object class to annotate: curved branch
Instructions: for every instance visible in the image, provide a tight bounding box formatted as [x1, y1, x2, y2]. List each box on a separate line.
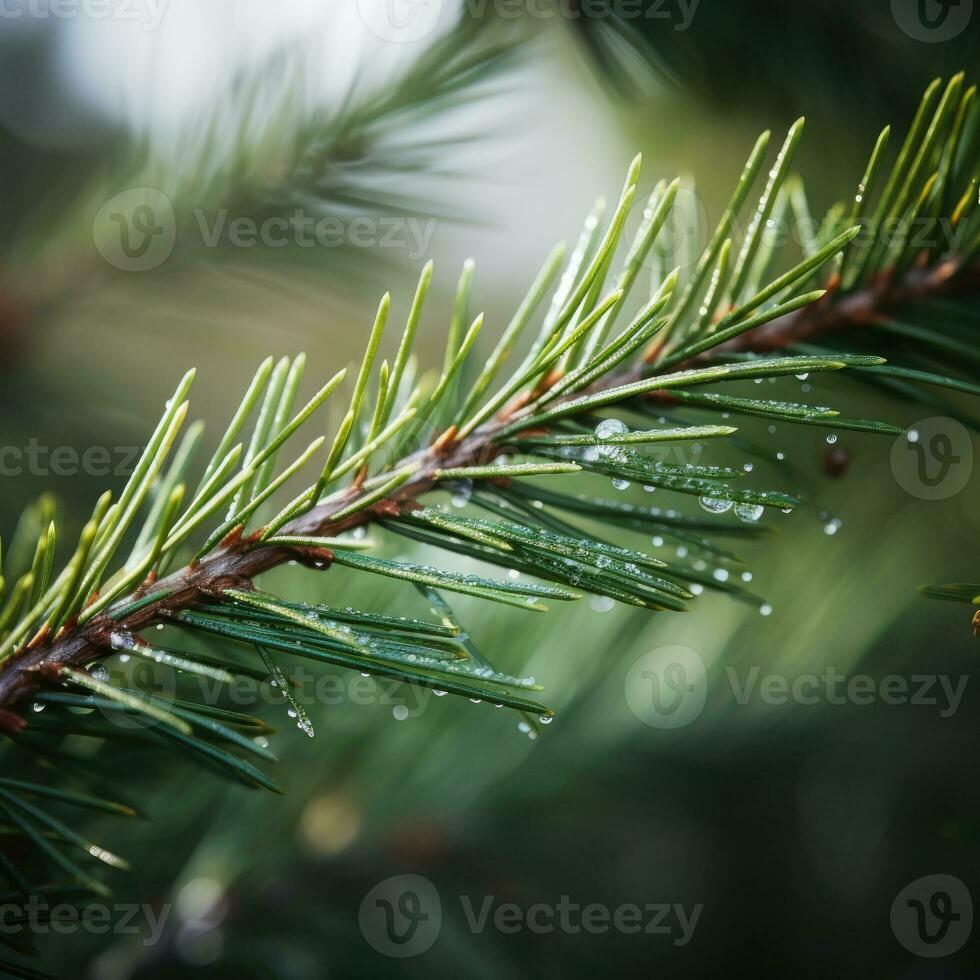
[0, 256, 976, 724]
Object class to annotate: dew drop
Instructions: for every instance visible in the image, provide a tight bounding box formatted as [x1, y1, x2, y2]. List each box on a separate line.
[734, 502, 764, 524]
[612, 479, 631, 491]
[595, 418, 628, 440]
[826, 434, 838, 445]
[32, 702, 44, 713]
[759, 603, 773, 617]
[589, 595, 615, 613]
[699, 496, 733, 515]
[392, 705, 409, 721]
[88, 664, 110, 683]
[451, 479, 473, 508]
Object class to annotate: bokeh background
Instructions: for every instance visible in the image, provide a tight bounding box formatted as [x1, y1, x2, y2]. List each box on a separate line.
[1, 1, 979, 976]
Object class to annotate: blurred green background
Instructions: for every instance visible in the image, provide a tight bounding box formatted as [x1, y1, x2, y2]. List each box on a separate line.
[0, 1, 978, 977]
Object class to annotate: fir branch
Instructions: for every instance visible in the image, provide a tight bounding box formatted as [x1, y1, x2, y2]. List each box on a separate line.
[692, 256, 980, 360]
[0, 75, 977, 909]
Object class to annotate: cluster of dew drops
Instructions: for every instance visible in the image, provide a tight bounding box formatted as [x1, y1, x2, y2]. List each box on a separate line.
[602, 415, 843, 537]
[34, 661, 110, 714]
[589, 417, 796, 618]
[593, 418, 767, 524]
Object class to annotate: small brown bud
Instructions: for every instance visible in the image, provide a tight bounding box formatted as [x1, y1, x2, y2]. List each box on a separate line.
[432, 426, 458, 453]
[823, 446, 851, 478]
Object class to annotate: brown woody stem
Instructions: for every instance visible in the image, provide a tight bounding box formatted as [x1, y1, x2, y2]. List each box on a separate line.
[0, 257, 976, 726]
